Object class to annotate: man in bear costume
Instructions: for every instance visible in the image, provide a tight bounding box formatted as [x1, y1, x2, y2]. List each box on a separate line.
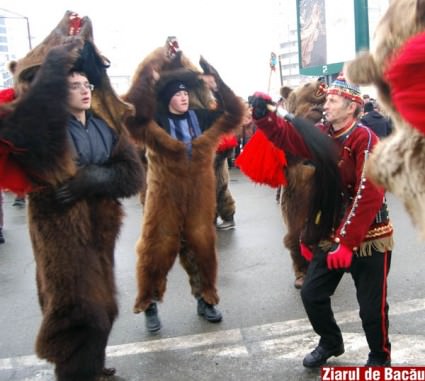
[123, 44, 244, 332]
[345, 0, 425, 236]
[236, 79, 328, 289]
[0, 12, 144, 381]
[279, 79, 329, 288]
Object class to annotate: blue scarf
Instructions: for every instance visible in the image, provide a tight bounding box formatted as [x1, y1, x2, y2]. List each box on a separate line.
[168, 110, 202, 157]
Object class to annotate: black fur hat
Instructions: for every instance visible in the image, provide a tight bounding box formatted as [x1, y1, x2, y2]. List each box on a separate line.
[159, 80, 189, 105]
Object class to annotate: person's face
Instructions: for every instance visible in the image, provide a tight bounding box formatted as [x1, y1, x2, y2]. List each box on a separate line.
[168, 90, 189, 114]
[323, 94, 355, 127]
[67, 72, 93, 113]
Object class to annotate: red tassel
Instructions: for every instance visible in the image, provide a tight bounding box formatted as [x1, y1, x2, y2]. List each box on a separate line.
[384, 31, 425, 134]
[0, 88, 15, 104]
[0, 89, 32, 193]
[0, 88, 16, 117]
[217, 133, 238, 153]
[0, 139, 33, 194]
[235, 129, 287, 187]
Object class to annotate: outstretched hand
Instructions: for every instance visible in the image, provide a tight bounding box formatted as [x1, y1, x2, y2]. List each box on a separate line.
[249, 92, 273, 120]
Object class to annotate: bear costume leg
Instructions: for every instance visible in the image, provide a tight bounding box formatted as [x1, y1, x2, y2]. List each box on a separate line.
[133, 212, 181, 312]
[181, 209, 219, 305]
[36, 301, 113, 381]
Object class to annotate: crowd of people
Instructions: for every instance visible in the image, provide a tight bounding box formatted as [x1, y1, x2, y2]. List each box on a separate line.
[0, 11, 402, 381]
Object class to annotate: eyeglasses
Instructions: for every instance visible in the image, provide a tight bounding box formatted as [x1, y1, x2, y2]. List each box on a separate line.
[69, 82, 95, 91]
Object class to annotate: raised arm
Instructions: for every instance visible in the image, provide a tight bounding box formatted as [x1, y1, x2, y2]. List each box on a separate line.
[0, 39, 84, 184]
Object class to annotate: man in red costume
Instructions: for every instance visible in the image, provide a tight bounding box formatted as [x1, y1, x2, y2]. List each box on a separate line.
[249, 75, 393, 368]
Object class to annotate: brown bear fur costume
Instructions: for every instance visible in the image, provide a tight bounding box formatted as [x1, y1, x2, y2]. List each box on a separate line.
[345, 0, 425, 235]
[279, 80, 327, 285]
[236, 80, 330, 287]
[0, 12, 144, 381]
[123, 44, 244, 312]
[215, 148, 236, 224]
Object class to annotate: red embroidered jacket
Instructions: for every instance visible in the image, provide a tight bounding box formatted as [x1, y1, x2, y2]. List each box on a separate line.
[255, 112, 392, 250]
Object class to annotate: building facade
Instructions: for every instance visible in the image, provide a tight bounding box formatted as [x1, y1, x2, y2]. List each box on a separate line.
[275, 0, 389, 90]
[0, 9, 32, 89]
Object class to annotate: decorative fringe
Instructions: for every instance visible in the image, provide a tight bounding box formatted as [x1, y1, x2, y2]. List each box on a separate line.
[235, 129, 287, 188]
[357, 235, 394, 257]
[319, 235, 394, 257]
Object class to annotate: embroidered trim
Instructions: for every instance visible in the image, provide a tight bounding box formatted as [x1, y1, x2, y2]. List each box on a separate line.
[333, 120, 356, 139]
[364, 223, 393, 240]
[338, 125, 373, 239]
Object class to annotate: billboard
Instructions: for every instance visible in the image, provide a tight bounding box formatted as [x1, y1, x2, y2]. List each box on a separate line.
[296, 0, 368, 76]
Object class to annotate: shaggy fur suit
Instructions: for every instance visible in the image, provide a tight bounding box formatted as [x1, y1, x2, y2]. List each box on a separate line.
[123, 48, 244, 312]
[0, 35, 143, 381]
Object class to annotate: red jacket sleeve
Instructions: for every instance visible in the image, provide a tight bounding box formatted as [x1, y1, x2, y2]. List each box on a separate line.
[254, 112, 312, 159]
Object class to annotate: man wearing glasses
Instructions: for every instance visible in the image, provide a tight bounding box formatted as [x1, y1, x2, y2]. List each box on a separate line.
[65, 71, 116, 167]
[0, 40, 144, 380]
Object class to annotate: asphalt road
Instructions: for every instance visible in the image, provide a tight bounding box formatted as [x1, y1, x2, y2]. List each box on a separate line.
[1, 168, 424, 381]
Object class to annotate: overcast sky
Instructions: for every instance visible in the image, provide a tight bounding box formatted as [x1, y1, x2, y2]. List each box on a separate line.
[0, 0, 281, 98]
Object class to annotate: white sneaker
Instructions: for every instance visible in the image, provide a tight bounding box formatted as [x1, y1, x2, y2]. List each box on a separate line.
[216, 220, 235, 230]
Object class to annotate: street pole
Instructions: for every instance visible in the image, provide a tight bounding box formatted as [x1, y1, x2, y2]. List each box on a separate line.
[25, 16, 32, 50]
[278, 54, 283, 87]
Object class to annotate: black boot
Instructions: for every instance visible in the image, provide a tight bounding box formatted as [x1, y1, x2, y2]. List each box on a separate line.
[365, 352, 391, 366]
[303, 343, 345, 368]
[0, 228, 4, 244]
[144, 302, 161, 332]
[197, 298, 222, 322]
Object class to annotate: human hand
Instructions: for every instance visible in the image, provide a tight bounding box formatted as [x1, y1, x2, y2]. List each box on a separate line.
[249, 92, 273, 120]
[300, 242, 313, 262]
[326, 243, 353, 270]
[55, 165, 112, 205]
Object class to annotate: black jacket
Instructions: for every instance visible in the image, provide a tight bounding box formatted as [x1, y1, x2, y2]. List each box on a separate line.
[361, 110, 392, 138]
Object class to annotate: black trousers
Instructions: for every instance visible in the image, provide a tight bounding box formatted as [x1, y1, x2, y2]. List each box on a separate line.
[301, 247, 391, 360]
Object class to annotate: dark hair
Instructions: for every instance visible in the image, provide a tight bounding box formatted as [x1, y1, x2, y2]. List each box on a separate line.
[364, 101, 374, 113]
[69, 69, 88, 78]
